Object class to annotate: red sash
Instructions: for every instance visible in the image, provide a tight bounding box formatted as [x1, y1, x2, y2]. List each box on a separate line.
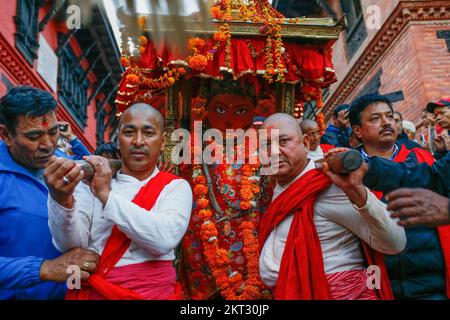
[259, 169, 394, 300]
[375, 145, 450, 298]
[320, 144, 335, 154]
[66, 171, 180, 300]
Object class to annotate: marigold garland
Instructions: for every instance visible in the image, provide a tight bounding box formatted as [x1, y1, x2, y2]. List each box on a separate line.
[117, 1, 331, 116]
[188, 54, 208, 71]
[317, 112, 326, 136]
[192, 143, 270, 300]
[210, 6, 223, 20]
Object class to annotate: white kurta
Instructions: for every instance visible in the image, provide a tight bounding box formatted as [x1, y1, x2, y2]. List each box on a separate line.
[308, 145, 325, 162]
[48, 167, 193, 267]
[259, 160, 406, 288]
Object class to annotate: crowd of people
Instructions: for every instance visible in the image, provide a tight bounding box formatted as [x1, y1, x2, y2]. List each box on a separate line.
[0, 86, 449, 300]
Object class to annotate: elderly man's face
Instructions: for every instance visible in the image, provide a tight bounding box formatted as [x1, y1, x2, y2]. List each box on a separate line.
[303, 123, 321, 151]
[352, 102, 397, 148]
[421, 111, 435, 128]
[262, 120, 310, 185]
[434, 107, 450, 129]
[0, 111, 59, 170]
[117, 108, 166, 175]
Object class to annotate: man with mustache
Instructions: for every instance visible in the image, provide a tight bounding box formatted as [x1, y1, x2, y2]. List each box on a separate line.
[259, 113, 406, 300]
[45, 103, 193, 300]
[349, 94, 449, 300]
[0, 86, 99, 299]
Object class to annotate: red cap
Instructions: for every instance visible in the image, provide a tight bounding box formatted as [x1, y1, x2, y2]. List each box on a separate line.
[426, 97, 450, 113]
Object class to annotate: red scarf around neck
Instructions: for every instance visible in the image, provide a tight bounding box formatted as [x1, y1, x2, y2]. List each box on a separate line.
[259, 169, 394, 300]
[66, 171, 180, 300]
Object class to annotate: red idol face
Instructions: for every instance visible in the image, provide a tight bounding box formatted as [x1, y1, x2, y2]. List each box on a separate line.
[206, 94, 256, 131]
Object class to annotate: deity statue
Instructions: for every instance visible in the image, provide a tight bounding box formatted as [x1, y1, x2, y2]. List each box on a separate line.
[179, 77, 274, 300]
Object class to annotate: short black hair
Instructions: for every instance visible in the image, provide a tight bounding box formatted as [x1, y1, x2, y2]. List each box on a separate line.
[333, 104, 350, 118]
[349, 94, 393, 127]
[0, 86, 57, 134]
[95, 142, 120, 159]
[394, 111, 403, 122]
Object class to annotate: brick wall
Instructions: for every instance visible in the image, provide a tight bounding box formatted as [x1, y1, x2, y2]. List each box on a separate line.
[326, 0, 450, 129]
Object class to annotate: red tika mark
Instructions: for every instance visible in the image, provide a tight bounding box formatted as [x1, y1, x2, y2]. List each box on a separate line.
[42, 116, 49, 129]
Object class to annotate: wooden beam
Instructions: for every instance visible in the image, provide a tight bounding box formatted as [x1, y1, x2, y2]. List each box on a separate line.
[314, 0, 338, 20]
[79, 55, 101, 83]
[88, 72, 111, 105]
[56, 29, 78, 56]
[437, 30, 450, 52]
[70, 41, 97, 70]
[97, 87, 117, 112]
[95, 88, 117, 147]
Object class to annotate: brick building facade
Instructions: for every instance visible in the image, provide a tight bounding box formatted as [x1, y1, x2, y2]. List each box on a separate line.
[323, 0, 450, 134]
[274, 0, 450, 135]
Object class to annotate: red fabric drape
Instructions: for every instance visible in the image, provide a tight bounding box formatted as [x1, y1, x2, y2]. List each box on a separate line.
[259, 169, 394, 300]
[66, 171, 180, 300]
[116, 38, 337, 112]
[135, 38, 336, 86]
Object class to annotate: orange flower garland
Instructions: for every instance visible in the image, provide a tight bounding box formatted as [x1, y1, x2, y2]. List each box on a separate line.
[118, 1, 302, 110]
[193, 162, 270, 300]
[238, 163, 260, 210]
[188, 37, 206, 52]
[188, 54, 208, 71]
[210, 6, 223, 20]
[126, 73, 140, 85]
[257, 2, 285, 83]
[317, 113, 326, 136]
[223, 0, 232, 22]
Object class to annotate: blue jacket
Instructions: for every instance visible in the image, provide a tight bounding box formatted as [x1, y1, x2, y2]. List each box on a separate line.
[55, 137, 91, 160]
[364, 151, 450, 197]
[0, 141, 66, 299]
[320, 124, 351, 148]
[359, 145, 447, 299]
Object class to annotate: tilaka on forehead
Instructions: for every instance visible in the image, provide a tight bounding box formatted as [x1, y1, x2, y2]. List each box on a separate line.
[42, 116, 49, 128]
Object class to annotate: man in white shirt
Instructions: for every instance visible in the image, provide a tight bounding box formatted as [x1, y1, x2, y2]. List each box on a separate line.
[44, 103, 193, 300]
[259, 113, 406, 300]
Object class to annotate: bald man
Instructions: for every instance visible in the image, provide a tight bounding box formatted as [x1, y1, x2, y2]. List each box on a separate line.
[258, 113, 406, 300]
[45, 103, 193, 300]
[300, 119, 335, 161]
